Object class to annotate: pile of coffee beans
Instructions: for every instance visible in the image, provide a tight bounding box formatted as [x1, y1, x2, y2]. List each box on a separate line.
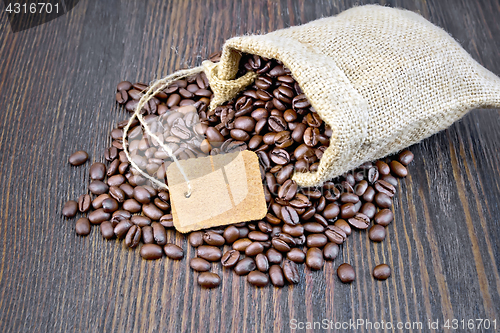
[63, 53, 414, 288]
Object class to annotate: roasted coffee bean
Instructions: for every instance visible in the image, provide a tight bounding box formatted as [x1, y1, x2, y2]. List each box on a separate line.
[190, 258, 211, 272]
[323, 243, 339, 260]
[269, 265, 285, 287]
[114, 219, 133, 238]
[375, 160, 390, 176]
[362, 186, 376, 202]
[340, 192, 359, 204]
[107, 174, 125, 187]
[255, 253, 270, 272]
[374, 180, 396, 197]
[92, 194, 110, 209]
[373, 264, 391, 280]
[374, 192, 392, 208]
[281, 206, 299, 225]
[248, 231, 269, 242]
[334, 219, 352, 236]
[390, 160, 408, 177]
[381, 174, 398, 187]
[354, 180, 369, 196]
[130, 215, 151, 227]
[89, 180, 109, 195]
[206, 127, 225, 146]
[164, 244, 184, 260]
[282, 224, 304, 237]
[301, 207, 316, 221]
[221, 226, 239, 244]
[142, 225, 154, 244]
[198, 272, 221, 288]
[75, 217, 91, 236]
[398, 150, 414, 166]
[107, 159, 119, 177]
[368, 166, 379, 184]
[247, 271, 269, 287]
[272, 238, 291, 252]
[133, 186, 151, 204]
[69, 150, 88, 166]
[278, 179, 298, 201]
[321, 203, 339, 220]
[189, 231, 204, 247]
[221, 250, 240, 267]
[234, 116, 255, 132]
[111, 210, 131, 227]
[268, 116, 287, 132]
[340, 203, 357, 219]
[232, 238, 252, 251]
[274, 131, 293, 149]
[109, 186, 125, 203]
[152, 222, 167, 245]
[102, 198, 119, 213]
[159, 214, 174, 228]
[142, 204, 163, 220]
[125, 225, 142, 248]
[337, 263, 356, 283]
[286, 248, 306, 263]
[347, 213, 370, 229]
[270, 148, 290, 165]
[234, 257, 257, 275]
[303, 222, 324, 234]
[266, 248, 283, 264]
[140, 244, 163, 260]
[88, 208, 110, 225]
[374, 209, 394, 226]
[63, 200, 78, 218]
[306, 248, 324, 270]
[119, 183, 135, 198]
[117, 80, 132, 91]
[306, 233, 328, 247]
[197, 245, 222, 261]
[245, 242, 265, 256]
[204, 231, 226, 246]
[369, 224, 386, 242]
[89, 162, 106, 180]
[360, 202, 377, 219]
[324, 225, 347, 244]
[282, 259, 300, 284]
[100, 221, 115, 239]
[122, 199, 142, 213]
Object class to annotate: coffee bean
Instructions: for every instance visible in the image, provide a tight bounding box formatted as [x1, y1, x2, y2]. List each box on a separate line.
[190, 258, 211, 272]
[248, 231, 269, 242]
[152, 222, 167, 245]
[63, 200, 78, 218]
[390, 160, 408, 177]
[125, 225, 142, 248]
[360, 202, 377, 219]
[221, 249, 240, 267]
[334, 219, 351, 236]
[245, 242, 265, 256]
[109, 186, 125, 203]
[187, 232, 203, 247]
[107, 174, 126, 187]
[255, 253, 270, 272]
[271, 238, 291, 252]
[381, 174, 398, 187]
[203, 231, 226, 246]
[233, 238, 252, 251]
[340, 203, 357, 219]
[111, 210, 131, 227]
[164, 243, 184, 260]
[362, 186, 376, 202]
[373, 264, 391, 280]
[323, 243, 339, 260]
[347, 213, 370, 229]
[281, 206, 299, 225]
[100, 221, 115, 239]
[369, 224, 386, 242]
[117, 81, 132, 91]
[374, 209, 394, 226]
[75, 217, 91, 236]
[69, 150, 88, 166]
[77, 194, 91, 213]
[88, 208, 110, 225]
[282, 224, 304, 237]
[142, 225, 154, 244]
[325, 225, 347, 244]
[197, 245, 222, 261]
[374, 192, 392, 208]
[89, 162, 106, 180]
[102, 198, 119, 213]
[306, 233, 328, 247]
[140, 244, 163, 260]
[286, 248, 306, 263]
[114, 219, 133, 238]
[206, 127, 225, 146]
[133, 186, 151, 204]
[142, 203, 163, 220]
[234, 257, 257, 275]
[159, 214, 174, 228]
[368, 166, 379, 183]
[269, 265, 285, 287]
[247, 271, 269, 287]
[282, 259, 300, 284]
[340, 192, 359, 204]
[354, 180, 368, 196]
[122, 199, 142, 213]
[278, 179, 298, 201]
[119, 183, 135, 198]
[398, 150, 414, 166]
[306, 248, 324, 270]
[198, 272, 221, 288]
[337, 263, 355, 283]
[270, 148, 290, 165]
[374, 180, 396, 197]
[266, 248, 283, 264]
[89, 180, 109, 195]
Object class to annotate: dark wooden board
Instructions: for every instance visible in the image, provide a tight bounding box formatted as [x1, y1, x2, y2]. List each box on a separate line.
[0, 0, 499, 332]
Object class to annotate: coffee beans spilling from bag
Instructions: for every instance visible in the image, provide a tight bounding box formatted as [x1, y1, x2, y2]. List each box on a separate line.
[63, 53, 413, 287]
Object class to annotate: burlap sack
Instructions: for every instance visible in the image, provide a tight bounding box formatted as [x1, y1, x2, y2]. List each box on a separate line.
[201, 5, 500, 187]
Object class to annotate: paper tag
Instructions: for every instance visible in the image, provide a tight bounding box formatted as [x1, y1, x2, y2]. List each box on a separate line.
[167, 150, 267, 233]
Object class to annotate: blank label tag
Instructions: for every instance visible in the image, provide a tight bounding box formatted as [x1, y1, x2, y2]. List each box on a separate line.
[167, 150, 267, 233]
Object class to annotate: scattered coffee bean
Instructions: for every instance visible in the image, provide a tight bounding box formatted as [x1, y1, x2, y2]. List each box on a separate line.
[247, 271, 269, 287]
[164, 243, 184, 260]
[368, 224, 386, 242]
[373, 264, 391, 280]
[63, 200, 78, 218]
[69, 150, 88, 166]
[190, 258, 211, 272]
[337, 263, 355, 283]
[198, 272, 221, 288]
[75, 217, 91, 236]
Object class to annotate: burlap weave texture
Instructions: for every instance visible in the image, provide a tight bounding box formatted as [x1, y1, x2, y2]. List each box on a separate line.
[203, 5, 500, 187]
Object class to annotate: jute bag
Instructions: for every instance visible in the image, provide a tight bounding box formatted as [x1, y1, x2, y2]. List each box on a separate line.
[200, 5, 500, 187]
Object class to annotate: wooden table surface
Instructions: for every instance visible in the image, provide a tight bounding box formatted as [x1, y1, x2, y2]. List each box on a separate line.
[1, 0, 499, 332]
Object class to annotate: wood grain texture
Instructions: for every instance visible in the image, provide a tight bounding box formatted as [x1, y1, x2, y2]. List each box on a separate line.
[0, 0, 499, 332]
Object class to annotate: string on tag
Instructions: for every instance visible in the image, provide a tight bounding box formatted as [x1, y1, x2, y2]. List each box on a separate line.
[122, 66, 204, 198]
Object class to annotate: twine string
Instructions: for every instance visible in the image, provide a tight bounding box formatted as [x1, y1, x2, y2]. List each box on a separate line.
[122, 66, 205, 198]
